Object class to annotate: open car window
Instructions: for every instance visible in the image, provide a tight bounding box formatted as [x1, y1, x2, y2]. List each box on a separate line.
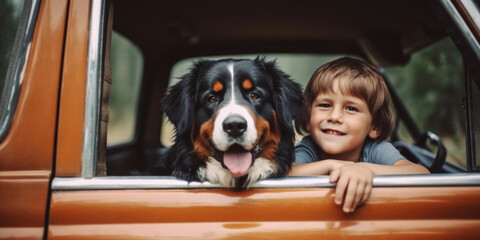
[57, 0, 480, 188]
[153, 40, 466, 178]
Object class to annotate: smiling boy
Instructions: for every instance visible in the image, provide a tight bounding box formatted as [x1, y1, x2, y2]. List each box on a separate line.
[289, 57, 429, 213]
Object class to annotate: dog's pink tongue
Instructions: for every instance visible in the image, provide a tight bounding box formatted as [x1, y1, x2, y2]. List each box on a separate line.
[223, 152, 252, 176]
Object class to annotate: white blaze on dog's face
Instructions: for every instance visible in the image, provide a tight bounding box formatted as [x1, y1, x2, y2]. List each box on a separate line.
[210, 63, 259, 176]
[192, 60, 280, 188]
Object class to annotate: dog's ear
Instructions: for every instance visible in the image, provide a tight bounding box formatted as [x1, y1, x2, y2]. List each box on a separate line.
[259, 57, 304, 129]
[163, 60, 205, 137]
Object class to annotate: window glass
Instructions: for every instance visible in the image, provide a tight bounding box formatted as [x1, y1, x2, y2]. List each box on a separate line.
[160, 54, 346, 146]
[384, 37, 466, 167]
[107, 31, 143, 146]
[0, 0, 30, 141]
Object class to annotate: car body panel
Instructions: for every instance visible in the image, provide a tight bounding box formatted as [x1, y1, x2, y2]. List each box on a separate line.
[48, 186, 480, 239]
[48, 220, 480, 240]
[56, 0, 90, 177]
[0, 0, 68, 239]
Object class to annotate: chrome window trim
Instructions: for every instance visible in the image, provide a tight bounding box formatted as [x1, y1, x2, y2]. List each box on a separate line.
[441, 0, 480, 62]
[82, 0, 106, 178]
[460, 0, 480, 28]
[0, 0, 40, 142]
[51, 173, 480, 190]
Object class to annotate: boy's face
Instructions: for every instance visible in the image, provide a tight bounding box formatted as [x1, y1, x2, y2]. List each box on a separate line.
[308, 81, 379, 161]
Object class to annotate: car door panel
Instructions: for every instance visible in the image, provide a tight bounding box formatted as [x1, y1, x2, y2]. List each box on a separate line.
[45, 0, 480, 239]
[47, 177, 480, 239]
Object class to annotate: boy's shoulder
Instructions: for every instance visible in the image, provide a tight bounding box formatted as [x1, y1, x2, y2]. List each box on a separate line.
[296, 135, 315, 147]
[362, 139, 404, 165]
[294, 135, 320, 164]
[364, 139, 394, 149]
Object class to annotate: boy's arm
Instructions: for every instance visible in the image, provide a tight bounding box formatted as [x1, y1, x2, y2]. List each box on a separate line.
[331, 159, 429, 212]
[288, 160, 352, 176]
[357, 159, 430, 175]
[289, 160, 372, 213]
[288, 159, 429, 213]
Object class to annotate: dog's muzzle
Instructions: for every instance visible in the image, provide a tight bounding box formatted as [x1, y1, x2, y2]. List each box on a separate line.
[210, 114, 263, 177]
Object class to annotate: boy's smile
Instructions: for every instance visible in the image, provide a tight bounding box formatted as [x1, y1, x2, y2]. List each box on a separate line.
[308, 80, 380, 162]
[322, 128, 346, 136]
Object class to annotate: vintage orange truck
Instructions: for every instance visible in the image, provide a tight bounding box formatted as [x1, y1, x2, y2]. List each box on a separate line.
[1, 0, 480, 239]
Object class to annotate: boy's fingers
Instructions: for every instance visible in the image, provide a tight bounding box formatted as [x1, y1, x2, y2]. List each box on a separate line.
[361, 183, 372, 205]
[351, 182, 366, 211]
[334, 175, 349, 206]
[329, 168, 340, 183]
[342, 180, 358, 213]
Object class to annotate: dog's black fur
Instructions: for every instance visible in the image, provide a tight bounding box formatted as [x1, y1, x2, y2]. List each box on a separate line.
[153, 57, 303, 189]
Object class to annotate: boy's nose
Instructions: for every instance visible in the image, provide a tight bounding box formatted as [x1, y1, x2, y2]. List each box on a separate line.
[328, 107, 343, 123]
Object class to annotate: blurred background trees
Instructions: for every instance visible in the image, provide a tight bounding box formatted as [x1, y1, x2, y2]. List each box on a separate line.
[385, 38, 465, 165]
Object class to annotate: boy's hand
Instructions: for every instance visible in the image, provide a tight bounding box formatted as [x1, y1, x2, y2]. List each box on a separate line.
[329, 163, 373, 213]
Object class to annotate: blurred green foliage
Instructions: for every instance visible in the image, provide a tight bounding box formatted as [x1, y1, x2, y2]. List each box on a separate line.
[0, 0, 25, 107]
[384, 38, 466, 165]
[107, 32, 143, 144]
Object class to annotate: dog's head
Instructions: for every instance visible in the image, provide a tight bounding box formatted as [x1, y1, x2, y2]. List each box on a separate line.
[163, 57, 303, 188]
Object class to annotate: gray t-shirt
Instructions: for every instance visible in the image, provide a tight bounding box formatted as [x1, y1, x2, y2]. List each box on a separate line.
[295, 135, 405, 165]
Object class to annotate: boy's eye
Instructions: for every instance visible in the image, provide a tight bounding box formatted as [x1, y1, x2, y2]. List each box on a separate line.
[318, 103, 331, 108]
[346, 106, 359, 112]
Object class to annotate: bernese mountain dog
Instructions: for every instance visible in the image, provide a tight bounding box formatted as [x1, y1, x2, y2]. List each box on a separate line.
[157, 57, 303, 189]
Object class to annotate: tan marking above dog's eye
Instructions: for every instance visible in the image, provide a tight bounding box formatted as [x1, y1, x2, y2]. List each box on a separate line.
[242, 79, 253, 90]
[212, 80, 223, 92]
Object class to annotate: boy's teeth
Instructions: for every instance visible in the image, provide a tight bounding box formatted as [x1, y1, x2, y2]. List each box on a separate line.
[325, 130, 344, 135]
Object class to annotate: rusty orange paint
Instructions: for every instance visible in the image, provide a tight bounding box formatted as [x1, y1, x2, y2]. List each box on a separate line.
[0, 0, 67, 171]
[0, 0, 68, 239]
[0, 171, 51, 226]
[48, 187, 480, 239]
[48, 220, 480, 239]
[56, 0, 91, 176]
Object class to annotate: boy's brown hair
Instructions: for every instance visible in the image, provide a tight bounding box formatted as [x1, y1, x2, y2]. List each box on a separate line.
[295, 57, 394, 141]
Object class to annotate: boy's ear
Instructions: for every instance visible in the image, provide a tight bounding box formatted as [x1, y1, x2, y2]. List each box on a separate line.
[368, 127, 381, 139]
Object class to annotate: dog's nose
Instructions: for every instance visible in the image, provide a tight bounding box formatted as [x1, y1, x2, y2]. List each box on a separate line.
[223, 115, 247, 137]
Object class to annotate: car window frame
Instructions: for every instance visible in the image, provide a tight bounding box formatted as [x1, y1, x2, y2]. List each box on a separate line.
[80, 0, 108, 178]
[52, 0, 480, 191]
[0, 0, 40, 143]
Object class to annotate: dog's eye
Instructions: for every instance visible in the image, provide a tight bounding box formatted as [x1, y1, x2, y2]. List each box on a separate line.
[208, 96, 218, 103]
[250, 93, 259, 101]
